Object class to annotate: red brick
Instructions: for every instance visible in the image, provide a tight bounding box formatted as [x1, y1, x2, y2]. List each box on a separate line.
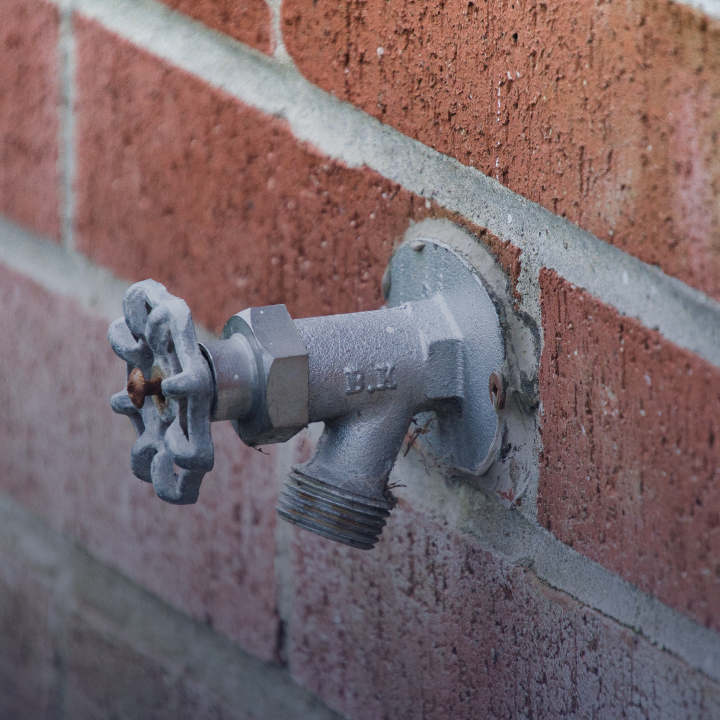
[538, 270, 720, 630]
[288, 501, 720, 719]
[158, 0, 272, 54]
[0, 264, 281, 663]
[0, 0, 60, 239]
[72, 18, 522, 329]
[72, 16, 419, 330]
[282, 0, 720, 301]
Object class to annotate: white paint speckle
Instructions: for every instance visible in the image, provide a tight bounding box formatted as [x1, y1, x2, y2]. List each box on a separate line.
[385, 326, 395, 334]
[622, 271, 629, 285]
[376, 47, 384, 56]
[507, 214, 513, 225]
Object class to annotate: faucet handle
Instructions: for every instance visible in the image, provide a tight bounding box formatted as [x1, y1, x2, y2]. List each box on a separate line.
[108, 280, 214, 504]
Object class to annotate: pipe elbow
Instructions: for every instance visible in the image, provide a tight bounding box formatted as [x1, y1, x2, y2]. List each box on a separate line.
[277, 406, 412, 550]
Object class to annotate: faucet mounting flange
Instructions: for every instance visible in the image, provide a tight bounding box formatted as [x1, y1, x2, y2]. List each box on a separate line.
[384, 235, 505, 476]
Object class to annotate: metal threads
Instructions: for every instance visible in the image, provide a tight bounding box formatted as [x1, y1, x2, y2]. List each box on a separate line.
[277, 469, 392, 550]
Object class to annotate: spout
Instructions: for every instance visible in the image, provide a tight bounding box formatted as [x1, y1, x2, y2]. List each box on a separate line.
[277, 406, 410, 549]
[278, 471, 392, 550]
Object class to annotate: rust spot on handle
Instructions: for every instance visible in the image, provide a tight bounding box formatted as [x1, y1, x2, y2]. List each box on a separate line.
[127, 367, 164, 409]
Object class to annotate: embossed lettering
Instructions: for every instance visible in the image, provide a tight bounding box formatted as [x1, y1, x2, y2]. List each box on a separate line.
[374, 363, 396, 390]
[345, 364, 397, 394]
[344, 367, 364, 395]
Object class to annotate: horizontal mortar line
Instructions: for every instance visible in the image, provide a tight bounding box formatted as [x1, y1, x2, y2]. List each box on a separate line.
[10, 0, 720, 687]
[0, 492, 342, 720]
[0, 216, 217, 342]
[5, 209, 719, 684]
[52, 0, 720, 369]
[398, 455, 720, 684]
[3, 205, 718, 687]
[682, 0, 720, 19]
[489, 502, 720, 684]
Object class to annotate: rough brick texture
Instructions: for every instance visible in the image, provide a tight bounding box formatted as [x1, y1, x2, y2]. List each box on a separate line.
[289, 501, 720, 720]
[3, 1, 720, 715]
[158, 0, 272, 54]
[283, 0, 720, 301]
[0, 0, 60, 239]
[72, 17, 432, 332]
[538, 269, 720, 631]
[72, 17, 522, 328]
[68, 13, 720, 696]
[0, 264, 282, 663]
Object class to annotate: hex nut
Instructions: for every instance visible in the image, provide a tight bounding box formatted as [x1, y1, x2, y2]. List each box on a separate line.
[222, 305, 309, 445]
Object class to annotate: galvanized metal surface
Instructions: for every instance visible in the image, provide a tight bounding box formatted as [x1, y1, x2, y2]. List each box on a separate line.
[222, 306, 309, 446]
[108, 279, 214, 504]
[109, 228, 508, 548]
[401, 219, 541, 515]
[277, 239, 505, 547]
[386, 237, 506, 475]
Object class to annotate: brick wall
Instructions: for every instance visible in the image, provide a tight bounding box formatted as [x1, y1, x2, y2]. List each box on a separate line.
[1, 0, 720, 717]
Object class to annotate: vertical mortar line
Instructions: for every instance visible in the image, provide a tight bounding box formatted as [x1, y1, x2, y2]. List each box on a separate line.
[266, 0, 291, 64]
[272, 423, 322, 665]
[515, 235, 544, 524]
[273, 432, 299, 665]
[58, 0, 77, 253]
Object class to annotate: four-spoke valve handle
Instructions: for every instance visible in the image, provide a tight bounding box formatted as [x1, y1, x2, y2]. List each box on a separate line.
[108, 280, 214, 504]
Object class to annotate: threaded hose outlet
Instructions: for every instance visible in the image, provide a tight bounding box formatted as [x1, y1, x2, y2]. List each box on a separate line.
[277, 469, 393, 550]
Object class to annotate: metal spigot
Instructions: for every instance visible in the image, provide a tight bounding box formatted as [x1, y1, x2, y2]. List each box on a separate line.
[109, 236, 505, 548]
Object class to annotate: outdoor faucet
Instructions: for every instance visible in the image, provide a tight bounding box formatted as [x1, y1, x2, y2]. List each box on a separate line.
[109, 233, 505, 549]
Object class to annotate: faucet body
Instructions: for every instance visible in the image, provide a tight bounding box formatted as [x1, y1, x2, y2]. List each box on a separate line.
[109, 236, 505, 549]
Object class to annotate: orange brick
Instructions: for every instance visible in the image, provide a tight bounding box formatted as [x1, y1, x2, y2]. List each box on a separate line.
[72, 18, 523, 330]
[0, 0, 60, 239]
[283, 0, 720, 301]
[158, 0, 272, 54]
[538, 269, 720, 630]
[72, 17, 435, 332]
[0, 264, 282, 662]
[289, 502, 720, 719]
